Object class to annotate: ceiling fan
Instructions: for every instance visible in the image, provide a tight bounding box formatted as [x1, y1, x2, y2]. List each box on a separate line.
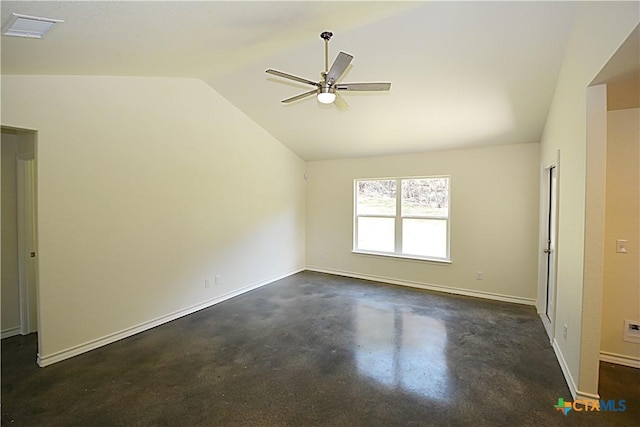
[266, 31, 391, 107]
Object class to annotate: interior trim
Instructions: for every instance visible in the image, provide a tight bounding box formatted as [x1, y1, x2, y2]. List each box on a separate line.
[552, 338, 579, 400]
[600, 351, 640, 369]
[37, 268, 305, 367]
[1, 326, 21, 340]
[306, 267, 536, 306]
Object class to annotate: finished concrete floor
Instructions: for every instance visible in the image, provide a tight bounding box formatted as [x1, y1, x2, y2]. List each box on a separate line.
[2, 271, 638, 426]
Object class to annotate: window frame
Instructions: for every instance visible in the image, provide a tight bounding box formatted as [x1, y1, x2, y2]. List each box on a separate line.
[353, 176, 451, 263]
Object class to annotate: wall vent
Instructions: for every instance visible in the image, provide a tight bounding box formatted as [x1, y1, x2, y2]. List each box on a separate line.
[2, 13, 63, 39]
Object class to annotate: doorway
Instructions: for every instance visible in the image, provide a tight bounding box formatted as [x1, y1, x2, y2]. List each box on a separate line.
[1, 127, 38, 340]
[586, 24, 640, 398]
[544, 166, 558, 324]
[538, 156, 559, 339]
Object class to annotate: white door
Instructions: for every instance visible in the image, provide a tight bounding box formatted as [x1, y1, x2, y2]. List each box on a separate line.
[17, 158, 38, 334]
[544, 166, 557, 323]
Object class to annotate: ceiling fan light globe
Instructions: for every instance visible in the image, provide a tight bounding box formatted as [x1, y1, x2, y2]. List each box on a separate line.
[317, 92, 336, 104]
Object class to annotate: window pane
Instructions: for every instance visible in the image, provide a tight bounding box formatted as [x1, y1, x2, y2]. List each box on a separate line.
[402, 218, 447, 258]
[357, 180, 396, 215]
[401, 178, 449, 217]
[357, 217, 395, 252]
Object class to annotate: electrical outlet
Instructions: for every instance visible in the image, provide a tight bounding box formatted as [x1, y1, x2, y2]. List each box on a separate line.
[563, 324, 568, 340]
[475, 271, 483, 280]
[215, 275, 222, 285]
[205, 277, 212, 289]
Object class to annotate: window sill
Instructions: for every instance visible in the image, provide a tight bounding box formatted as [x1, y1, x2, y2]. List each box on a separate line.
[351, 250, 452, 265]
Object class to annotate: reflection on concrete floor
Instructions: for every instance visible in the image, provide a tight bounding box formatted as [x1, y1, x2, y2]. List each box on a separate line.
[355, 301, 449, 401]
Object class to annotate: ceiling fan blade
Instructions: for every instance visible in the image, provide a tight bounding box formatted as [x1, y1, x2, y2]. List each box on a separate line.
[326, 52, 353, 84]
[334, 92, 349, 111]
[266, 69, 319, 87]
[335, 82, 391, 91]
[282, 89, 318, 103]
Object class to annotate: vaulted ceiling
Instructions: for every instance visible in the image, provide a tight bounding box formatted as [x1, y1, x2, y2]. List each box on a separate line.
[2, 1, 581, 160]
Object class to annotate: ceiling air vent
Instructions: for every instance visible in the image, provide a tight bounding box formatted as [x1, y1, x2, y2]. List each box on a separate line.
[2, 13, 63, 39]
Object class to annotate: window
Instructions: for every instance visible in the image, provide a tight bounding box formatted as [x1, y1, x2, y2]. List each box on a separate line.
[354, 176, 450, 261]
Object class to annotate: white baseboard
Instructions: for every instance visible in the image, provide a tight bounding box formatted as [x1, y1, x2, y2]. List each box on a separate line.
[37, 268, 304, 367]
[600, 351, 640, 369]
[549, 339, 602, 402]
[1, 326, 21, 339]
[306, 267, 536, 306]
[575, 390, 601, 403]
[552, 338, 579, 400]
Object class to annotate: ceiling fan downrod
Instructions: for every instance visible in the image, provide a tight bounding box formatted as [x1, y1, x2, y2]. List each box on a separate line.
[320, 31, 333, 75]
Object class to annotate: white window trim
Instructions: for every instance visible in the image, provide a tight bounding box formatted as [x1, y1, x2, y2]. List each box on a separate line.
[353, 176, 451, 263]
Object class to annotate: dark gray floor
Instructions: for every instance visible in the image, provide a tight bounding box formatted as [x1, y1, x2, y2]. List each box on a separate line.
[2, 271, 638, 426]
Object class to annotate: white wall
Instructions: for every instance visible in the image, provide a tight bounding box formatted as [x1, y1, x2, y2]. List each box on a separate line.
[601, 108, 639, 363]
[307, 143, 540, 303]
[1, 75, 306, 364]
[538, 1, 639, 398]
[1, 131, 21, 336]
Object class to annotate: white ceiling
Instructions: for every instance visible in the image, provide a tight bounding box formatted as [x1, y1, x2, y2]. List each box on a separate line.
[2, 1, 580, 161]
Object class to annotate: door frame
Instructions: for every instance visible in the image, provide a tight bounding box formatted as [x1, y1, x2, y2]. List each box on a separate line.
[538, 151, 560, 340]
